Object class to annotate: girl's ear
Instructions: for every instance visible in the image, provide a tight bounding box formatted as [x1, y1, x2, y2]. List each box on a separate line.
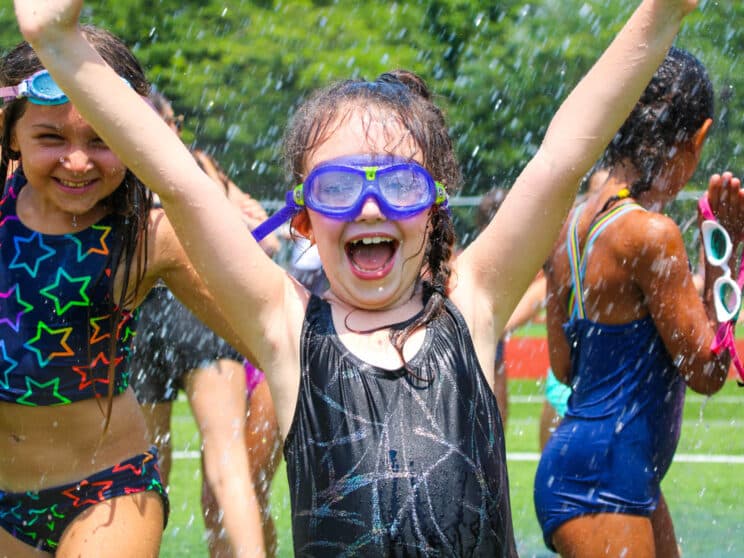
[290, 209, 314, 243]
[7, 134, 21, 160]
[7, 116, 21, 159]
[691, 118, 713, 155]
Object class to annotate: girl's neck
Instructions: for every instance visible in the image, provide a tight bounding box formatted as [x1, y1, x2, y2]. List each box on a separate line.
[17, 185, 110, 234]
[327, 282, 424, 335]
[590, 165, 666, 214]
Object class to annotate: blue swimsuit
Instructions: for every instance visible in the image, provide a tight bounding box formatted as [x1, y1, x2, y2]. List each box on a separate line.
[534, 202, 686, 550]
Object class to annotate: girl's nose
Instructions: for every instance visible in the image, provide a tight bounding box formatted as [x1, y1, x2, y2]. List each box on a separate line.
[59, 149, 93, 173]
[356, 195, 385, 222]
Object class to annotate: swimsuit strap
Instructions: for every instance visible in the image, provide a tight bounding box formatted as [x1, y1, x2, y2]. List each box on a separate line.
[566, 202, 587, 319]
[567, 200, 645, 319]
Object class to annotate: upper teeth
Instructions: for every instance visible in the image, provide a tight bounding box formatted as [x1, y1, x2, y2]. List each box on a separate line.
[356, 236, 388, 245]
[60, 179, 88, 188]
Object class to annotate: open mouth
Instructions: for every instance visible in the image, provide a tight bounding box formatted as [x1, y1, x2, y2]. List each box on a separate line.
[345, 235, 399, 276]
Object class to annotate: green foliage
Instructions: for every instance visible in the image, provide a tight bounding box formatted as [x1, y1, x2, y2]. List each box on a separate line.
[1, 0, 744, 199]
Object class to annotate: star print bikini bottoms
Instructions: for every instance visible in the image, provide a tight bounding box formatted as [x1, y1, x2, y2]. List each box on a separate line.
[0, 447, 168, 552]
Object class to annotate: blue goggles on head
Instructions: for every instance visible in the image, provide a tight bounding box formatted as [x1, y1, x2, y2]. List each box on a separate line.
[1, 70, 72, 105]
[0, 69, 132, 106]
[251, 156, 448, 242]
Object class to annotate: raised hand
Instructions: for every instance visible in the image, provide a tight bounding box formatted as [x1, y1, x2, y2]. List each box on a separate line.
[705, 172, 744, 244]
[14, 0, 83, 45]
[656, 0, 698, 17]
[239, 194, 269, 226]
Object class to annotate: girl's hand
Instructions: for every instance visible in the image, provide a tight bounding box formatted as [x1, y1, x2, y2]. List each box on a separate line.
[14, 0, 82, 45]
[239, 194, 269, 225]
[705, 172, 744, 243]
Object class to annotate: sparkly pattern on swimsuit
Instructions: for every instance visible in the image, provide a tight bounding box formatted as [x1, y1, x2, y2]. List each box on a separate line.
[0, 170, 135, 405]
[0, 447, 168, 552]
[284, 295, 518, 557]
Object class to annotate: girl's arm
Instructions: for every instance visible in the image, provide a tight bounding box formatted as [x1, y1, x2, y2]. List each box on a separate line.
[630, 211, 730, 394]
[140, 209, 260, 366]
[14, 1, 299, 368]
[458, 0, 697, 333]
[544, 252, 572, 385]
[503, 272, 547, 333]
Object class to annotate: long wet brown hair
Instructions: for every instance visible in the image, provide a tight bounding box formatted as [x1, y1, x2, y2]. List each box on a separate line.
[0, 26, 154, 431]
[283, 69, 461, 374]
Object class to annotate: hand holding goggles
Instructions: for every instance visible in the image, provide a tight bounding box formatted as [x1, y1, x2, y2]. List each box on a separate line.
[699, 195, 744, 323]
[698, 194, 744, 383]
[0, 69, 131, 106]
[251, 156, 448, 242]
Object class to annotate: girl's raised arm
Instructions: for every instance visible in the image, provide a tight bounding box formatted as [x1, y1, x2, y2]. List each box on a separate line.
[13, 0, 294, 366]
[460, 0, 697, 330]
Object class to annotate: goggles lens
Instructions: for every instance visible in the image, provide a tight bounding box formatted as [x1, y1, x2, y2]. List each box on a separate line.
[300, 161, 447, 221]
[715, 278, 741, 320]
[702, 220, 732, 266]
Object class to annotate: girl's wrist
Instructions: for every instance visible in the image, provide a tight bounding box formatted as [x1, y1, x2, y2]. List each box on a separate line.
[648, 0, 695, 20]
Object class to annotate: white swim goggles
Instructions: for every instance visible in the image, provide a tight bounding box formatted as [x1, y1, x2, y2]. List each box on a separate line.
[699, 195, 744, 323]
[698, 194, 744, 383]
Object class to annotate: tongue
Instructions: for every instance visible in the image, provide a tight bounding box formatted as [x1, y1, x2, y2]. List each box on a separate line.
[349, 242, 394, 271]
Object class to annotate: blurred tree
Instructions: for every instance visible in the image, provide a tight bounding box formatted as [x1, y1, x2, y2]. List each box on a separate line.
[0, 0, 742, 203]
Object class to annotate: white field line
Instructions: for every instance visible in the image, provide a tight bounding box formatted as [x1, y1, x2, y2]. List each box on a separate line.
[173, 392, 741, 462]
[172, 450, 744, 464]
[509, 395, 742, 404]
[507, 452, 744, 464]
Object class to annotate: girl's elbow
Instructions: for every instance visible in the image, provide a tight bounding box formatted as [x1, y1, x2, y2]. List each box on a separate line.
[681, 360, 729, 395]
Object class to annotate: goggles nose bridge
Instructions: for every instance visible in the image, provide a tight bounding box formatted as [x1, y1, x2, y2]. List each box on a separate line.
[363, 166, 378, 181]
[356, 186, 386, 218]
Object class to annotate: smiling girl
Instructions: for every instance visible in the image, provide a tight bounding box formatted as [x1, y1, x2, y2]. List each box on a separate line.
[0, 25, 252, 558]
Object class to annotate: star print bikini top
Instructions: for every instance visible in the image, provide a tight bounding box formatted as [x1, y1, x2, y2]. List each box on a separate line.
[0, 170, 135, 405]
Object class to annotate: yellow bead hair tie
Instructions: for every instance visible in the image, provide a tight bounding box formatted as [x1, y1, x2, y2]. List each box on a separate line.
[617, 188, 630, 199]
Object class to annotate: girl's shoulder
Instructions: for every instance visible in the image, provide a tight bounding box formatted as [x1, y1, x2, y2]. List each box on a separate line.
[621, 209, 682, 251]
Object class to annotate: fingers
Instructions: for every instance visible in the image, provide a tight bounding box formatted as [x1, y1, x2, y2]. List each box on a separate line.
[707, 171, 744, 240]
[239, 195, 268, 221]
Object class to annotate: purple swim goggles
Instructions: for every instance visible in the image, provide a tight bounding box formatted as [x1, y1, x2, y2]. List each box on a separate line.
[251, 155, 448, 241]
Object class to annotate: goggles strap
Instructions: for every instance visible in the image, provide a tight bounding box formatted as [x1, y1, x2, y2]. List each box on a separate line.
[251, 189, 301, 242]
[698, 194, 715, 221]
[712, 321, 744, 383]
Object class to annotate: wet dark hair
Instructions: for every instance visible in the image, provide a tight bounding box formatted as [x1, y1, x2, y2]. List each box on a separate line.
[599, 46, 714, 209]
[282, 69, 461, 374]
[0, 26, 153, 429]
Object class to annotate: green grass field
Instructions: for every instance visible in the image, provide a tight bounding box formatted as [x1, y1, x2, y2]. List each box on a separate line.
[160, 379, 744, 557]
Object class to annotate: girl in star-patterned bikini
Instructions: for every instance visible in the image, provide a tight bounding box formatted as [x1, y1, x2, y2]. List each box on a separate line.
[0, 25, 254, 557]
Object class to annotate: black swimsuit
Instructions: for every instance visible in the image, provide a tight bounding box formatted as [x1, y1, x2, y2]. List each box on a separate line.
[284, 295, 517, 557]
